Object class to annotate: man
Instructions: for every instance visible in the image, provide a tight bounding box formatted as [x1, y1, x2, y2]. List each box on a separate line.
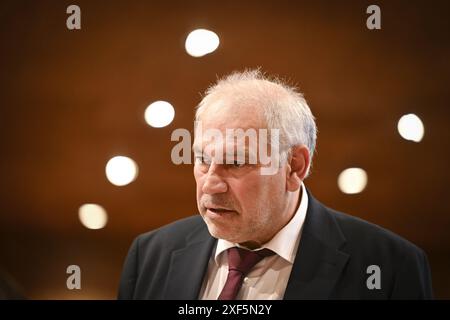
[118, 70, 433, 299]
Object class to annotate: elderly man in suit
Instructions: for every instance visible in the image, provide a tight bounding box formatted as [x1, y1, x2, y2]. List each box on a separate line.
[118, 70, 433, 299]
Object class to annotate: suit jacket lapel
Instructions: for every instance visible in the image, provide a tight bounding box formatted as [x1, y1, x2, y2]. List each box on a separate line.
[163, 222, 216, 299]
[284, 190, 350, 299]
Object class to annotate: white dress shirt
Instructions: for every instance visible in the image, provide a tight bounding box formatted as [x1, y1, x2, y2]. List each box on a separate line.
[199, 183, 308, 300]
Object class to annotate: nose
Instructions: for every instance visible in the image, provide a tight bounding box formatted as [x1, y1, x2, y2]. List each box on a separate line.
[201, 163, 228, 195]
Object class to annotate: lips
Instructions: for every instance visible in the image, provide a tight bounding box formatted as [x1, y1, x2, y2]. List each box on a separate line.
[206, 207, 236, 215]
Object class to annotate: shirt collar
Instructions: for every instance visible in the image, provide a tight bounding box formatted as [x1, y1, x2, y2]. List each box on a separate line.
[214, 182, 309, 265]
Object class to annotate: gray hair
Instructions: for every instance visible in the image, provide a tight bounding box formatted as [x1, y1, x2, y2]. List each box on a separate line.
[195, 69, 317, 177]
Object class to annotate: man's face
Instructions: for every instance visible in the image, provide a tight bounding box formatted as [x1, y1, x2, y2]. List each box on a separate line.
[193, 99, 292, 246]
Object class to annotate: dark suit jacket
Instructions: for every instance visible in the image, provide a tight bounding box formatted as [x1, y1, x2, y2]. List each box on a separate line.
[118, 190, 433, 299]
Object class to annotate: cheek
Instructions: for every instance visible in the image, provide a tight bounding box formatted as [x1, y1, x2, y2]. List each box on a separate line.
[248, 175, 285, 207]
[193, 169, 204, 196]
[229, 178, 262, 210]
[264, 176, 285, 202]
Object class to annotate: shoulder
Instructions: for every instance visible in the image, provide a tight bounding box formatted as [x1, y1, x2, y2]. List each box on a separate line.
[311, 202, 433, 298]
[118, 215, 211, 299]
[134, 215, 206, 249]
[328, 206, 425, 259]
[305, 190, 425, 258]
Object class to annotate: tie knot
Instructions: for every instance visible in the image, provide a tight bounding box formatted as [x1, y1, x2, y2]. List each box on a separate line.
[227, 247, 275, 276]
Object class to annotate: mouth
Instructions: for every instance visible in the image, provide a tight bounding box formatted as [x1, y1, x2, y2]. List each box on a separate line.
[205, 207, 236, 216]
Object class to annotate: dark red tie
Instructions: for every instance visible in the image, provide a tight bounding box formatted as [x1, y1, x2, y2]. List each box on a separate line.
[218, 247, 275, 300]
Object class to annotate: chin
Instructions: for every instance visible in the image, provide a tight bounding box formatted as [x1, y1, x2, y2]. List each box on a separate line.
[204, 222, 239, 242]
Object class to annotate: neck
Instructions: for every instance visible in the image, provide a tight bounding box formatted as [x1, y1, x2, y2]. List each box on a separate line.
[239, 241, 263, 250]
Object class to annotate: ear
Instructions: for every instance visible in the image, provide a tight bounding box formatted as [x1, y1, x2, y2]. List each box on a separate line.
[286, 145, 310, 192]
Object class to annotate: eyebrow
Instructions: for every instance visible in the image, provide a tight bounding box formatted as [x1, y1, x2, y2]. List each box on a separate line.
[192, 146, 252, 156]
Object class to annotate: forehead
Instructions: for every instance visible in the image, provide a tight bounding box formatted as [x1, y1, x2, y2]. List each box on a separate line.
[193, 93, 267, 152]
[193, 98, 267, 151]
[198, 98, 266, 131]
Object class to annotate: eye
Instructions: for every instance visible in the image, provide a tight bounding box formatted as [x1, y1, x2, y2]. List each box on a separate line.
[195, 155, 211, 165]
[232, 160, 245, 168]
[194, 156, 204, 164]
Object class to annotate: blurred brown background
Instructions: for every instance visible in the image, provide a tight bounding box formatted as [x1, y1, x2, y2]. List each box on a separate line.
[0, 0, 449, 299]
